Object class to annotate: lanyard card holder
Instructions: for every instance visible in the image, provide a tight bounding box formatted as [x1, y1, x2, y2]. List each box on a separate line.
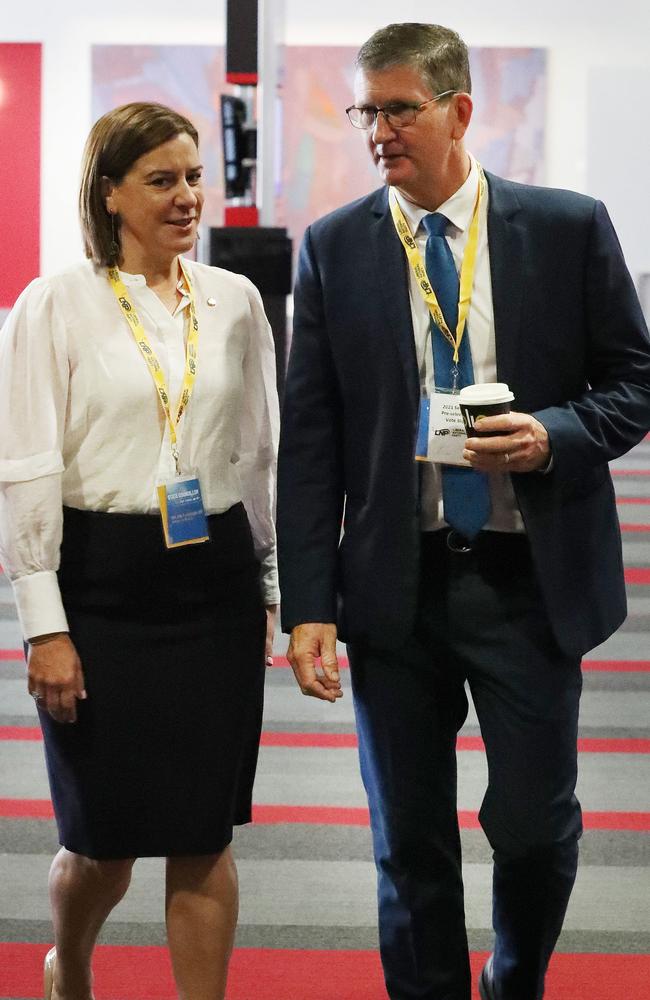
[421, 389, 471, 466]
[157, 475, 210, 548]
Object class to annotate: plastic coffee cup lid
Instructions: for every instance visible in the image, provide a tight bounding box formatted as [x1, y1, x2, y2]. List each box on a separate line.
[457, 383, 514, 405]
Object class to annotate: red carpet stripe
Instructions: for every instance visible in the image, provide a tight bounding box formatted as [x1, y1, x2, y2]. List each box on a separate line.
[3, 727, 647, 753]
[0, 944, 648, 1000]
[5, 653, 650, 669]
[265, 731, 359, 748]
[251, 808, 650, 831]
[576, 737, 650, 753]
[582, 659, 650, 671]
[3, 654, 650, 672]
[260, 733, 649, 753]
[1, 799, 648, 830]
[250, 808, 650, 831]
[624, 567, 650, 584]
[0, 799, 54, 818]
[0, 648, 23, 661]
[273, 656, 650, 670]
[0, 727, 42, 741]
[254, 805, 374, 826]
[4, 653, 650, 671]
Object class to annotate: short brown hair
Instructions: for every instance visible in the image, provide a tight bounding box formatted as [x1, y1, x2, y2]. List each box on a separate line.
[79, 102, 199, 266]
[356, 23, 471, 96]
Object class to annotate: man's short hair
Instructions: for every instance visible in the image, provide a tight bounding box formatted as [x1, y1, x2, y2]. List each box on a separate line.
[356, 23, 471, 96]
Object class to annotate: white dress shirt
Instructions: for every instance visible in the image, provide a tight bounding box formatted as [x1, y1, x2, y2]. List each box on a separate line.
[393, 155, 524, 533]
[0, 258, 280, 639]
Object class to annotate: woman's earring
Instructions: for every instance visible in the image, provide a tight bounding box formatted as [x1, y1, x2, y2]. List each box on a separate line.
[109, 212, 120, 263]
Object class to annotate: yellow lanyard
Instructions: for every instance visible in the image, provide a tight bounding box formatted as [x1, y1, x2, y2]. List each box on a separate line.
[107, 258, 200, 474]
[389, 164, 485, 364]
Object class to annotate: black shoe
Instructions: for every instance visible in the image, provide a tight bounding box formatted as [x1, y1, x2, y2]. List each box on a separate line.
[478, 954, 496, 1000]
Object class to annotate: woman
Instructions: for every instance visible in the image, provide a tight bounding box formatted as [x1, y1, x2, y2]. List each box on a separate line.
[0, 103, 279, 1000]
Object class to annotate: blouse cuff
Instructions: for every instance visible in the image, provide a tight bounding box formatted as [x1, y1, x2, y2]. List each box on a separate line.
[11, 571, 69, 640]
[259, 551, 280, 607]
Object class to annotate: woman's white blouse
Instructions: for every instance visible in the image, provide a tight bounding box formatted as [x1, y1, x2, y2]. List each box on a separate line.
[0, 258, 280, 639]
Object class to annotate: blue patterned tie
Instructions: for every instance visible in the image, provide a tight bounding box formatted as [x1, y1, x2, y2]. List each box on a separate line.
[422, 212, 491, 539]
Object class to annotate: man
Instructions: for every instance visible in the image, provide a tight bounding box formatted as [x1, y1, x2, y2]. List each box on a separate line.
[277, 22, 650, 1000]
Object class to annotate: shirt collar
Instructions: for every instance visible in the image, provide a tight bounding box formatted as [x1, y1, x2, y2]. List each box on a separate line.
[392, 154, 479, 236]
[118, 270, 146, 288]
[118, 266, 191, 315]
[118, 272, 188, 293]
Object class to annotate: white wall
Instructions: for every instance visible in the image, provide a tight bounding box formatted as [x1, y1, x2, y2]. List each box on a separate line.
[588, 66, 650, 291]
[4, 1, 227, 274]
[4, 0, 649, 282]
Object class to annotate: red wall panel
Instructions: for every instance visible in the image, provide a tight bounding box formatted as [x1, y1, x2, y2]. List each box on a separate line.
[0, 44, 41, 309]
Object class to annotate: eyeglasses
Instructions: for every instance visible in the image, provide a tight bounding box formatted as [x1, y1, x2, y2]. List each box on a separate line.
[345, 91, 458, 130]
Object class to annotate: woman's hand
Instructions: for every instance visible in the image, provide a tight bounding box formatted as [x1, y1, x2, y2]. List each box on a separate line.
[265, 605, 278, 666]
[27, 633, 87, 724]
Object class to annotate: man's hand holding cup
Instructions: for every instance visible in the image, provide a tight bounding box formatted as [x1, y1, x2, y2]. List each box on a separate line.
[460, 383, 551, 474]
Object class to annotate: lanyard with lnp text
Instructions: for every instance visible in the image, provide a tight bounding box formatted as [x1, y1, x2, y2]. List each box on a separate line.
[388, 165, 485, 368]
[107, 259, 199, 474]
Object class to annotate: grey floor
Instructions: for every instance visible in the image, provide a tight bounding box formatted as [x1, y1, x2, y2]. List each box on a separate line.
[0, 441, 649, 996]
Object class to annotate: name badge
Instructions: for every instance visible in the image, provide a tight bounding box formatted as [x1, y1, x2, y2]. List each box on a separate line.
[157, 475, 210, 549]
[423, 392, 470, 467]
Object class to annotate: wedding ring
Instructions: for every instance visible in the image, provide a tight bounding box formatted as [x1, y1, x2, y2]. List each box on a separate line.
[504, 452, 510, 464]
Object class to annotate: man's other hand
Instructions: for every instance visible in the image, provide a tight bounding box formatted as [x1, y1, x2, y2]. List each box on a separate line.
[287, 623, 343, 703]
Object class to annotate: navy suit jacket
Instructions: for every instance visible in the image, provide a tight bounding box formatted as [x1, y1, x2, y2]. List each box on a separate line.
[277, 172, 650, 657]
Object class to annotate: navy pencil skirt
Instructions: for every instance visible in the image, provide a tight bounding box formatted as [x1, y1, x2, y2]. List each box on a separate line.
[37, 503, 266, 860]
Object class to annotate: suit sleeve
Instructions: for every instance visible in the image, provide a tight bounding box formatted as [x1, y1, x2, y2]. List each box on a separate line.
[277, 226, 345, 632]
[533, 200, 650, 472]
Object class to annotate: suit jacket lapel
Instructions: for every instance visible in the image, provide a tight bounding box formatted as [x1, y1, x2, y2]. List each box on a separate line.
[368, 188, 420, 415]
[364, 175, 525, 410]
[485, 171, 525, 390]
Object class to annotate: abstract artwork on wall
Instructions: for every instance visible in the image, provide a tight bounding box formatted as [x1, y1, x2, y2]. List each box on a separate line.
[0, 44, 41, 311]
[280, 46, 546, 251]
[92, 46, 227, 232]
[92, 44, 546, 258]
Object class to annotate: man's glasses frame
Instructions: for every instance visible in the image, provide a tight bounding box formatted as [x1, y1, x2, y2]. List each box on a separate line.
[345, 91, 458, 130]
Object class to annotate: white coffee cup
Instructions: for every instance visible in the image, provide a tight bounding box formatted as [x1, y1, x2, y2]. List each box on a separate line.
[458, 383, 515, 436]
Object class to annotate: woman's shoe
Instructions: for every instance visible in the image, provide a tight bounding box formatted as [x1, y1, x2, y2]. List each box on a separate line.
[43, 947, 56, 1000]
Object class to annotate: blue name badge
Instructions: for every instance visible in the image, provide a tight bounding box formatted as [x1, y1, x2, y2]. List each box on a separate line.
[157, 476, 210, 549]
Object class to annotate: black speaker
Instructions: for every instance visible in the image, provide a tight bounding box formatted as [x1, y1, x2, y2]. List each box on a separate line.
[226, 0, 258, 82]
[210, 226, 293, 395]
[210, 227, 292, 295]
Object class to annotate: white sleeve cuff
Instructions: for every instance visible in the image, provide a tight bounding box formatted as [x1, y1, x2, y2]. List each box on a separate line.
[11, 570, 69, 640]
[258, 549, 280, 607]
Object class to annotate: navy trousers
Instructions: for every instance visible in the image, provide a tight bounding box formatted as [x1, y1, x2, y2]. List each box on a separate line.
[348, 530, 583, 1000]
